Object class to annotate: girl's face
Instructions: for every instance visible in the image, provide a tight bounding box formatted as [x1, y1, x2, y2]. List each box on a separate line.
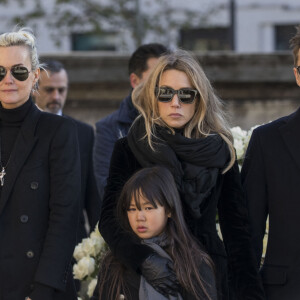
[127, 194, 170, 239]
[157, 69, 196, 129]
[0, 46, 40, 109]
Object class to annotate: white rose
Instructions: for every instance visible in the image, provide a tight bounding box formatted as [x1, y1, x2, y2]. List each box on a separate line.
[90, 233, 106, 254]
[231, 126, 247, 140]
[73, 243, 85, 261]
[234, 139, 245, 161]
[87, 278, 98, 297]
[82, 237, 99, 257]
[73, 256, 95, 280]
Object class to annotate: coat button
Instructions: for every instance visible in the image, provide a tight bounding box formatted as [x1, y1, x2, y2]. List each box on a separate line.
[26, 250, 34, 258]
[20, 215, 29, 223]
[30, 182, 39, 190]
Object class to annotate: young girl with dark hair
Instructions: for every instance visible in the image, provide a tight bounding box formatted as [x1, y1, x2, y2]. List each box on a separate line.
[93, 166, 217, 300]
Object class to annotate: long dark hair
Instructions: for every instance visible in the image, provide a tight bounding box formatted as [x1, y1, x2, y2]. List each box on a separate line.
[98, 166, 215, 299]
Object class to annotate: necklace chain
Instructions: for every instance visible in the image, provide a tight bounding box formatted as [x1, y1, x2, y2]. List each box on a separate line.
[0, 136, 11, 187]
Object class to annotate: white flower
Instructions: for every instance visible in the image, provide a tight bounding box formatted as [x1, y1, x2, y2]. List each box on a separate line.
[90, 231, 106, 255]
[81, 237, 99, 257]
[87, 278, 98, 297]
[73, 242, 85, 262]
[233, 138, 245, 161]
[73, 256, 95, 280]
[231, 126, 247, 140]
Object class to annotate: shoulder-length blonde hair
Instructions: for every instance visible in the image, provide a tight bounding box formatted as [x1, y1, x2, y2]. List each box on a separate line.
[132, 49, 235, 172]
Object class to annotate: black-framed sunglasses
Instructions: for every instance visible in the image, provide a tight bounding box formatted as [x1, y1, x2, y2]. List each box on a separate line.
[296, 66, 300, 75]
[0, 65, 31, 82]
[155, 86, 198, 104]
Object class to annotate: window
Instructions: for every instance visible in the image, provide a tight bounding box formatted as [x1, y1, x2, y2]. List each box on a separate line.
[179, 27, 232, 51]
[72, 32, 117, 51]
[275, 24, 298, 51]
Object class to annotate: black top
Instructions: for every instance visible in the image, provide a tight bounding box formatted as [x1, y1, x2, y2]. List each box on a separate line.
[0, 98, 32, 166]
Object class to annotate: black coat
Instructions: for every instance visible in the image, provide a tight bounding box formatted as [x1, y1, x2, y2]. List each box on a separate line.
[92, 254, 217, 300]
[64, 115, 100, 240]
[99, 137, 265, 300]
[241, 107, 300, 300]
[0, 104, 80, 299]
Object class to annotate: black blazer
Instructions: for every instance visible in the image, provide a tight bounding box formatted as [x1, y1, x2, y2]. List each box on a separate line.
[64, 115, 100, 241]
[99, 137, 265, 300]
[0, 103, 80, 299]
[242, 107, 300, 300]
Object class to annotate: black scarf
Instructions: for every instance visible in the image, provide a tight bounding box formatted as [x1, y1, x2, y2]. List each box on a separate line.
[127, 117, 230, 218]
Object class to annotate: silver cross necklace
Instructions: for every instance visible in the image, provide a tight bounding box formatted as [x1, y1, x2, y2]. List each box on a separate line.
[0, 137, 10, 187]
[0, 167, 6, 186]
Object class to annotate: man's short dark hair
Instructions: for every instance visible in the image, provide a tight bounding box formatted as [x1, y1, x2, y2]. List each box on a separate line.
[41, 59, 65, 73]
[128, 43, 168, 77]
[290, 25, 300, 66]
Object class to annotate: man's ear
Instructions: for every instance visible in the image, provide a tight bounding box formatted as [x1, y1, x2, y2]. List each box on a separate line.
[129, 72, 141, 89]
[293, 67, 300, 87]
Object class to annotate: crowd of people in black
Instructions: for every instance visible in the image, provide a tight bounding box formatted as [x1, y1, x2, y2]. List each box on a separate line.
[0, 24, 300, 300]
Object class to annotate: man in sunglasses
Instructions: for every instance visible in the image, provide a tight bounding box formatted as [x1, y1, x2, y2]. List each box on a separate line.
[241, 25, 300, 300]
[93, 43, 168, 200]
[34, 60, 100, 241]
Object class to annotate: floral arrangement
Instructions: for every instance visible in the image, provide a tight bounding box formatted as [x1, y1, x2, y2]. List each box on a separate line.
[73, 224, 108, 300]
[230, 125, 259, 167]
[74, 125, 268, 299]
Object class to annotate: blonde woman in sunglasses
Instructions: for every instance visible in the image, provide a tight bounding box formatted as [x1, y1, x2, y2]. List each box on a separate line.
[0, 28, 80, 300]
[95, 50, 264, 300]
[97, 49, 265, 300]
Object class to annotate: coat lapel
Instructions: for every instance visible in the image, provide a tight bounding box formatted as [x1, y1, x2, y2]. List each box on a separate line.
[0, 104, 41, 215]
[279, 107, 300, 172]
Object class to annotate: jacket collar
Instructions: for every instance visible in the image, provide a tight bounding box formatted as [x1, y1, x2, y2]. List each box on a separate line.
[279, 106, 300, 172]
[117, 93, 138, 124]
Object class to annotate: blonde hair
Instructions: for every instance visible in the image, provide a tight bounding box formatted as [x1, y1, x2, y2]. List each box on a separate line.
[132, 49, 235, 173]
[0, 27, 40, 71]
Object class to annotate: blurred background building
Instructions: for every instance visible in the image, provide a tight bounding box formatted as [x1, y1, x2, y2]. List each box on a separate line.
[1, 0, 300, 53]
[0, 0, 300, 128]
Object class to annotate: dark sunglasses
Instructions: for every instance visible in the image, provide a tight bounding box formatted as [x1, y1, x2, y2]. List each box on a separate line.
[0, 65, 31, 82]
[155, 86, 198, 104]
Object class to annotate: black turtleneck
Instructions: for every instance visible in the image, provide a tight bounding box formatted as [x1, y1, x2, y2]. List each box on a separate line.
[0, 98, 33, 167]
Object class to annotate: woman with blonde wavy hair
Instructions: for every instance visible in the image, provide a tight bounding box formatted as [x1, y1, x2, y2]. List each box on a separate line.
[98, 49, 264, 300]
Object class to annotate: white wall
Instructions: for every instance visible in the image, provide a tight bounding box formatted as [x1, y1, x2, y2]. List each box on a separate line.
[236, 1, 300, 53]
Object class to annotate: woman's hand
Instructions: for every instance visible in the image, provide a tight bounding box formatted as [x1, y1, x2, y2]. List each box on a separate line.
[141, 253, 180, 297]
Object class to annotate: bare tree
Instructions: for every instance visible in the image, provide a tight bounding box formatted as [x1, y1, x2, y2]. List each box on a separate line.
[1, 0, 224, 49]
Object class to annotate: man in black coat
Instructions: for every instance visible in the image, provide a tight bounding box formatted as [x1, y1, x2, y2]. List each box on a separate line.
[93, 43, 168, 200]
[34, 60, 100, 241]
[241, 25, 300, 300]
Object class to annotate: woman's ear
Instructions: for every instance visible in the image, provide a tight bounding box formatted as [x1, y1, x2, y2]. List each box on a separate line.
[32, 68, 40, 88]
[167, 212, 171, 218]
